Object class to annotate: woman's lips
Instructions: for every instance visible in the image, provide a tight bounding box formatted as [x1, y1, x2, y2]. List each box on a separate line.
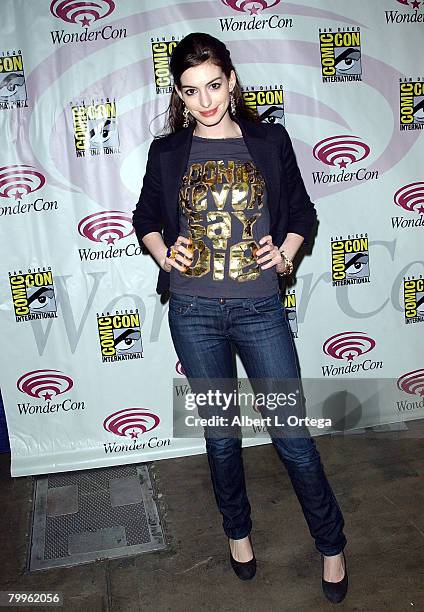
[199, 107, 218, 117]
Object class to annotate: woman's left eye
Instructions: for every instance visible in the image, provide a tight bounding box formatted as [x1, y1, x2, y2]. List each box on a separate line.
[210, 83, 220, 90]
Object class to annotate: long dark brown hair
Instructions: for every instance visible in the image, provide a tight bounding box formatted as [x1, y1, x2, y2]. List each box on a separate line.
[163, 32, 259, 134]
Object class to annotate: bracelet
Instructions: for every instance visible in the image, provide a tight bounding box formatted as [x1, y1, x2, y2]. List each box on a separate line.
[277, 248, 293, 276]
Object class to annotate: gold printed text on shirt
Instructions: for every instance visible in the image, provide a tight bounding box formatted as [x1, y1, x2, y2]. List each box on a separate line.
[178, 159, 266, 282]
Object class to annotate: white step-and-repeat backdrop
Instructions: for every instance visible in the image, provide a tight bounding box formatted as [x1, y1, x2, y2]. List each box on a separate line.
[1, 0, 423, 476]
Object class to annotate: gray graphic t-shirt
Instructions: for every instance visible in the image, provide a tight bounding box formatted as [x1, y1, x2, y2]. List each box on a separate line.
[170, 135, 279, 298]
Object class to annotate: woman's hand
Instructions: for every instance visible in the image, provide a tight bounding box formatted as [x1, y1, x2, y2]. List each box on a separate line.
[254, 235, 286, 273]
[161, 236, 193, 272]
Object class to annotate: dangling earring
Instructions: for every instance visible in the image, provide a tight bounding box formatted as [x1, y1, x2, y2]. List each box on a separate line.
[230, 91, 236, 116]
[183, 104, 190, 128]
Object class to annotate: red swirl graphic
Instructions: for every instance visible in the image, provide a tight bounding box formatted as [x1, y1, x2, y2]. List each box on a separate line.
[50, 0, 115, 27]
[103, 408, 160, 439]
[313, 135, 370, 168]
[0, 165, 45, 200]
[323, 332, 376, 361]
[175, 361, 186, 376]
[17, 369, 73, 399]
[396, 0, 420, 7]
[78, 210, 134, 244]
[397, 369, 424, 396]
[221, 0, 281, 13]
[394, 182, 424, 214]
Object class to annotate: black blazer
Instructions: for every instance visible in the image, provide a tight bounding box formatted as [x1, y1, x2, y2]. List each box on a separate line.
[132, 116, 317, 295]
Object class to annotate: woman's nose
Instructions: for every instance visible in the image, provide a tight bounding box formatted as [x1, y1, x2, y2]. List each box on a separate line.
[199, 89, 212, 108]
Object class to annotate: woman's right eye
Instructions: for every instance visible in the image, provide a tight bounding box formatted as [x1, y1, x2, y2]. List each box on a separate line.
[185, 89, 196, 96]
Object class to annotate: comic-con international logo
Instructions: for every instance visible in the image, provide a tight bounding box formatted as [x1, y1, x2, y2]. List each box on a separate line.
[284, 290, 298, 337]
[77, 211, 141, 262]
[319, 28, 362, 83]
[399, 78, 424, 131]
[331, 234, 370, 287]
[392, 182, 424, 229]
[97, 310, 143, 362]
[242, 85, 284, 125]
[16, 369, 85, 416]
[0, 50, 28, 110]
[396, 369, 424, 412]
[312, 135, 378, 186]
[103, 408, 170, 454]
[151, 36, 183, 94]
[50, 0, 126, 45]
[385, 0, 424, 24]
[321, 331, 382, 377]
[9, 268, 58, 322]
[403, 276, 424, 324]
[71, 98, 120, 156]
[0, 165, 57, 218]
[219, 0, 293, 32]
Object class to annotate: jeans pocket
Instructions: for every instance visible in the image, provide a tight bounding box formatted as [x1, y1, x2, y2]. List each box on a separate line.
[249, 293, 283, 316]
[169, 295, 196, 316]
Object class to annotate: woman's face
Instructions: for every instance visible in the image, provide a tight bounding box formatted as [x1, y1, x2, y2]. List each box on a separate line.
[176, 61, 236, 128]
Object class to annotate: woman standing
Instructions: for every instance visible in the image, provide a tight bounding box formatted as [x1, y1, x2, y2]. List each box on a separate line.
[133, 33, 348, 603]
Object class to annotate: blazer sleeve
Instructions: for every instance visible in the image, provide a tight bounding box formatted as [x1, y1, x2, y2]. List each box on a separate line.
[279, 125, 317, 246]
[132, 138, 163, 243]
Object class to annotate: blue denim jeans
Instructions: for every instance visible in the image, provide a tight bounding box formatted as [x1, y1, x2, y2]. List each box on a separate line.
[168, 291, 347, 556]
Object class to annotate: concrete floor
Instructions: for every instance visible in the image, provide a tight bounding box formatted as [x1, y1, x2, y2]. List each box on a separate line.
[1, 421, 424, 612]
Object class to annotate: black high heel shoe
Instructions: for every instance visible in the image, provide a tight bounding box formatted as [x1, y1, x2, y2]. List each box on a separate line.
[228, 534, 256, 580]
[321, 550, 348, 603]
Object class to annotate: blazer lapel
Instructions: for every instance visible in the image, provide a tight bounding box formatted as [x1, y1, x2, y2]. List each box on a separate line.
[160, 124, 195, 233]
[235, 117, 281, 232]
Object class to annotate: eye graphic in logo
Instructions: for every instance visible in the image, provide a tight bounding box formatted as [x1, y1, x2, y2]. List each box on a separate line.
[50, 0, 115, 27]
[413, 97, 424, 124]
[78, 211, 134, 245]
[334, 47, 361, 76]
[89, 118, 117, 148]
[396, 0, 421, 8]
[176, 361, 186, 376]
[0, 73, 25, 100]
[0, 165, 45, 200]
[103, 409, 160, 439]
[345, 252, 369, 279]
[221, 0, 281, 14]
[394, 182, 424, 214]
[313, 136, 370, 169]
[397, 369, 424, 396]
[259, 105, 285, 125]
[27, 286, 56, 314]
[115, 329, 141, 354]
[17, 369, 73, 401]
[323, 332, 376, 362]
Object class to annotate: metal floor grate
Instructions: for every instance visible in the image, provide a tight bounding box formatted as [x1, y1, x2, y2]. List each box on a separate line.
[29, 464, 166, 571]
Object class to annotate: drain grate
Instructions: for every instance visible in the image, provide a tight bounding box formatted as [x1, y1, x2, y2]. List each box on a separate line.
[29, 464, 166, 570]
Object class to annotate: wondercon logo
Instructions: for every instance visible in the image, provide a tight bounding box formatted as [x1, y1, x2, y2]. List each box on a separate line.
[397, 369, 424, 396]
[175, 361, 186, 376]
[221, 0, 281, 13]
[396, 0, 422, 7]
[78, 211, 134, 245]
[103, 408, 160, 439]
[394, 182, 424, 213]
[313, 135, 370, 169]
[0, 165, 45, 200]
[323, 332, 376, 362]
[17, 369, 73, 400]
[50, 0, 115, 27]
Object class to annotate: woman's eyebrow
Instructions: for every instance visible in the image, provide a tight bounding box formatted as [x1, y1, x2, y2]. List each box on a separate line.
[181, 77, 222, 89]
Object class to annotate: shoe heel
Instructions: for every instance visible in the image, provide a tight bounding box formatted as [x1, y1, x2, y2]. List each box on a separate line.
[228, 535, 256, 581]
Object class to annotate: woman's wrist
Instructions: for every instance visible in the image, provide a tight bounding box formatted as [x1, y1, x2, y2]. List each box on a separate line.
[277, 246, 294, 276]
